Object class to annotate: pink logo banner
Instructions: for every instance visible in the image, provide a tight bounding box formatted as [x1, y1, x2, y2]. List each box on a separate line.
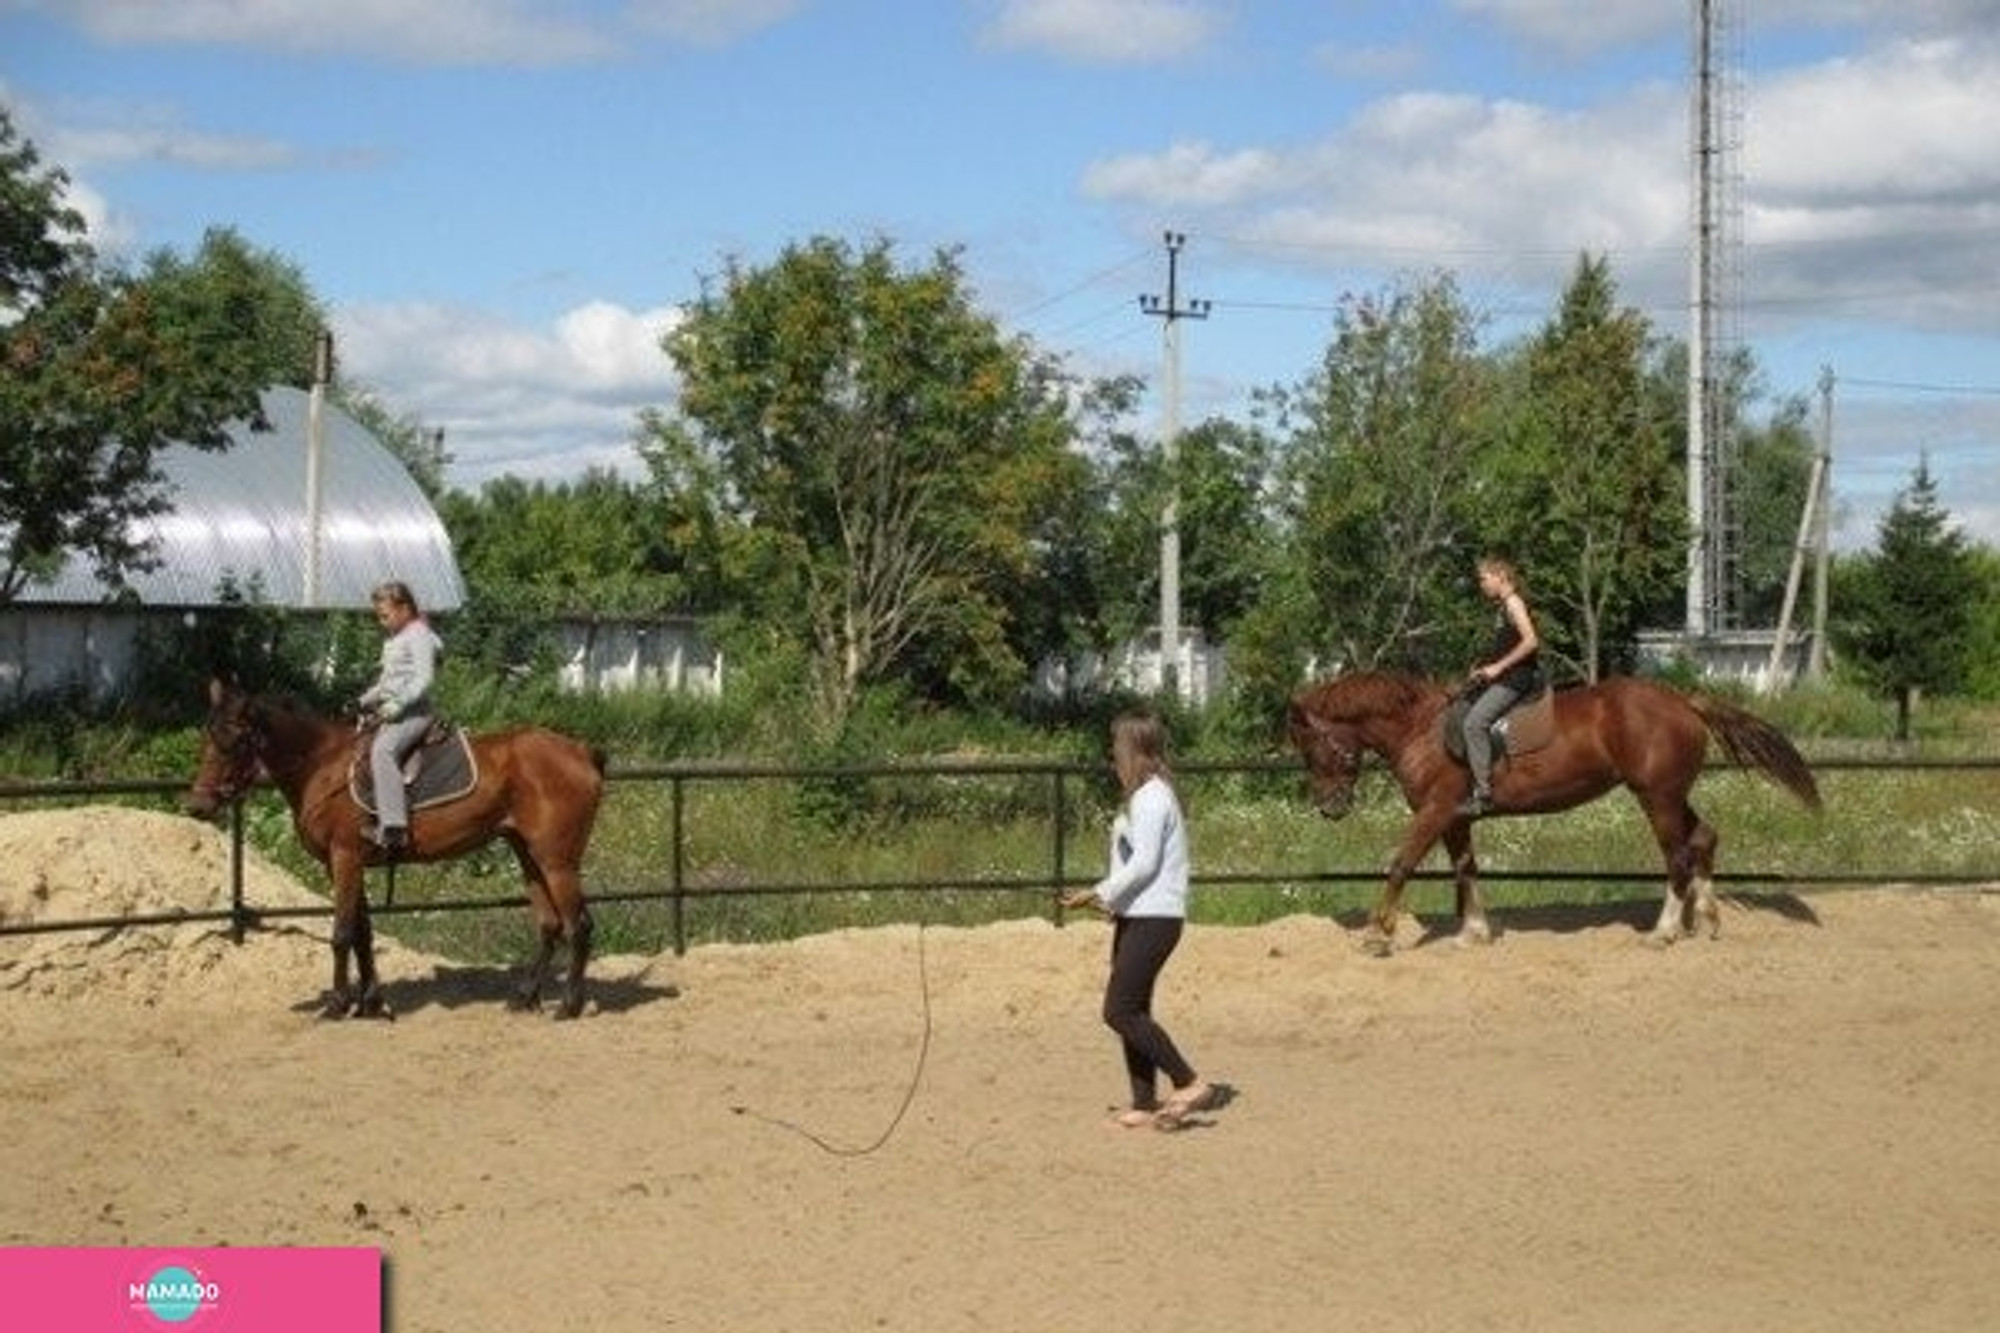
[0, 1247, 380, 1331]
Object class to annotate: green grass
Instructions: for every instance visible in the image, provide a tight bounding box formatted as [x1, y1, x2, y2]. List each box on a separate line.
[7, 673, 1997, 963]
[199, 754, 2000, 965]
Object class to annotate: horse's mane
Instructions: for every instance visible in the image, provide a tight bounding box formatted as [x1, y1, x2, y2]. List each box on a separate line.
[240, 690, 350, 746]
[1296, 670, 1444, 723]
[246, 690, 328, 723]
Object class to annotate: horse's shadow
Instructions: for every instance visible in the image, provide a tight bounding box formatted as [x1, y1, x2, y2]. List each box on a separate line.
[289, 963, 682, 1019]
[1333, 890, 1823, 945]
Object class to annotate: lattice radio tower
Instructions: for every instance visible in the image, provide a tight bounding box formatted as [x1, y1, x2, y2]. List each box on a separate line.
[1684, 0, 1746, 637]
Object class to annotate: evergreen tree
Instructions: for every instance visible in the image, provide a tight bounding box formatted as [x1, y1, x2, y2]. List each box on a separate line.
[1483, 254, 1684, 681]
[1832, 460, 1977, 739]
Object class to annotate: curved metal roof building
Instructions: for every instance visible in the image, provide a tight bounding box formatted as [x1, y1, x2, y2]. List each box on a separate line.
[23, 385, 465, 611]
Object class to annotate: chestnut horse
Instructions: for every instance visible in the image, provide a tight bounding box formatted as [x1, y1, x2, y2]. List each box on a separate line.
[1287, 671, 1821, 953]
[184, 678, 607, 1019]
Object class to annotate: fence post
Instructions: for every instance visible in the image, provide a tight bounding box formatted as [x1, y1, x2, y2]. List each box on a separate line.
[1051, 767, 1069, 926]
[228, 802, 248, 944]
[669, 774, 687, 956]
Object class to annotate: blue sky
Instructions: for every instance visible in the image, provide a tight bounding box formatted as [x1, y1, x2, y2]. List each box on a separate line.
[5, 0, 1998, 551]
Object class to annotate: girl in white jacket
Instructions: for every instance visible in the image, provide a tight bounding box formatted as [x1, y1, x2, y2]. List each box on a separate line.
[1063, 711, 1219, 1129]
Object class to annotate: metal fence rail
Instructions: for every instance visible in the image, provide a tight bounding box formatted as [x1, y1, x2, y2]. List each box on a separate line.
[3, 756, 1997, 956]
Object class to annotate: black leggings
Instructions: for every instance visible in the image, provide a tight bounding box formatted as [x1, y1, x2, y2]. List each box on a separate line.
[1103, 916, 1196, 1109]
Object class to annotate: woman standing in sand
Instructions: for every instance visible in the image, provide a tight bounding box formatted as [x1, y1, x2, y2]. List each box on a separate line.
[1063, 711, 1221, 1130]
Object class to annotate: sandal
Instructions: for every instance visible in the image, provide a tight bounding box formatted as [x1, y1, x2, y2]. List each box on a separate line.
[1157, 1081, 1236, 1129]
[1161, 1082, 1217, 1119]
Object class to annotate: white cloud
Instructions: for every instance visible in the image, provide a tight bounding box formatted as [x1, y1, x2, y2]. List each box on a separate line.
[1312, 41, 1426, 83]
[1741, 34, 2000, 337]
[33, 0, 807, 63]
[1752, 37, 2000, 208]
[1081, 86, 1688, 296]
[332, 300, 683, 490]
[57, 174, 138, 252]
[981, 0, 1222, 64]
[1082, 140, 1290, 210]
[38, 0, 614, 65]
[51, 121, 298, 172]
[556, 301, 685, 390]
[1449, 0, 1677, 57]
[626, 0, 809, 46]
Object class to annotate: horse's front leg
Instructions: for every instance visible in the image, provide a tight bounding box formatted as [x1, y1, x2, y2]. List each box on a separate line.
[557, 902, 594, 1021]
[1444, 825, 1493, 947]
[325, 855, 390, 1020]
[1361, 814, 1451, 956]
[513, 923, 557, 1013]
[508, 840, 559, 1013]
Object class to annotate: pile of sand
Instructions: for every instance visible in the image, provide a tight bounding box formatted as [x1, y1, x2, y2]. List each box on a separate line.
[0, 806, 362, 1005]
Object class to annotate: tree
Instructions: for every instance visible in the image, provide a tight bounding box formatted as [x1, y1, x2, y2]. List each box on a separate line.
[1483, 254, 1685, 681]
[638, 236, 1079, 729]
[441, 470, 685, 618]
[437, 470, 690, 684]
[1832, 460, 1978, 740]
[1, 110, 328, 603]
[1963, 547, 2000, 703]
[1269, 271, 1490, 672]
[1097, 414, 1278, 648]
[336, 386, 451, 501]
[988, 372, 1131, 699]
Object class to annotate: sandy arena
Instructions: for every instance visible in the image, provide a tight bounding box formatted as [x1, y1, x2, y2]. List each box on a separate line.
[3, 806, 1998, 1331]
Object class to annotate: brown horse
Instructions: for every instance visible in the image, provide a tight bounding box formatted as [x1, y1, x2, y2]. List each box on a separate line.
[184, 678, 607, 1019]
[1286, 671, 1821, 953]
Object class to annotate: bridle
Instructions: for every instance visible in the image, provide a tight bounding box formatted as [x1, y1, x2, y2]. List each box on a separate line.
[190, 710, 263, 806]
[1305, 730, 1363, 818]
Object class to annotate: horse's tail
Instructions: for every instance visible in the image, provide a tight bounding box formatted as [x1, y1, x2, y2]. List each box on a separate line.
[1690, 696, 1822, 811]
[588, 746, 609, 777]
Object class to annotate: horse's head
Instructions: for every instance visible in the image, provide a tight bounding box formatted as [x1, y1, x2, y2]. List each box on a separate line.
[1287, 695, 1363, 820]
[182, 677, 263, 819]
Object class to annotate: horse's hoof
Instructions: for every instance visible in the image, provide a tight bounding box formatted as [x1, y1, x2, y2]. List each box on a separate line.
[1357, 932, 1394, 959]
[1640, 930, 1679, 951]
[1453, 924, 1494, 948]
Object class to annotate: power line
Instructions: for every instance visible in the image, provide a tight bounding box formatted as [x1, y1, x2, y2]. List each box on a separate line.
[1007, 249, 1155, 321]
[1838, 376, 2000, 397]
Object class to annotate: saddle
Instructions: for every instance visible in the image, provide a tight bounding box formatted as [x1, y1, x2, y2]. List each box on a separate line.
[1441, 686, 1557, 765]
[349, 719, 480, 816]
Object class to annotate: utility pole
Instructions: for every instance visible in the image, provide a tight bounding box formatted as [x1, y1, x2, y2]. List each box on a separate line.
[1139, 230, 1208, 702]
[303, 329, 334, 609]
[1808, 367, 1833, 681]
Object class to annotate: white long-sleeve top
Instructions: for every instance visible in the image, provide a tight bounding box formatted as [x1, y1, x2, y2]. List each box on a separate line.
[1091, 775, 1190, 919]
[359, 618, 443, 717]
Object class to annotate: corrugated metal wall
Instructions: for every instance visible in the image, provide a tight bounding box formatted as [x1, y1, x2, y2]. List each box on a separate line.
[16, 386, 464, 611]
